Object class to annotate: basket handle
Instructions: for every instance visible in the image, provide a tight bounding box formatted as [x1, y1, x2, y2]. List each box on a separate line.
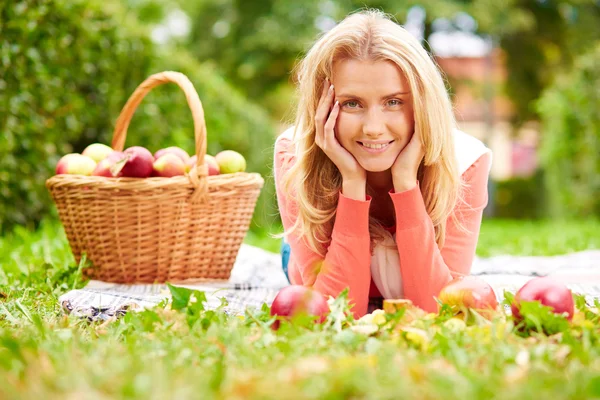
[111, 71, 208, 202]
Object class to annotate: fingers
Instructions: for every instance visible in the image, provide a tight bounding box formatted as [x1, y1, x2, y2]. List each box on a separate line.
[323, 101, 340, 151]
[315, 79, 335, 148]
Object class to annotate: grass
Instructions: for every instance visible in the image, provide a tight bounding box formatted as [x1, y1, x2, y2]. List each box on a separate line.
[0, 217, 598, 399]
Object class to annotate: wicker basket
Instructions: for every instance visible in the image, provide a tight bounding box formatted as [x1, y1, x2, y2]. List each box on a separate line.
[46, 71, 264, 283]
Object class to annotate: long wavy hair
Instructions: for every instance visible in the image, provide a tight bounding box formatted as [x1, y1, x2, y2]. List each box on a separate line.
[280, 9, 465, 256]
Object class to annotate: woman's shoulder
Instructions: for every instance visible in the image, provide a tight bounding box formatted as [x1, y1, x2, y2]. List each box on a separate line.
[452, 129, 492, 176]
[273, 126, 297, 182]
[275, 125, 296, 153]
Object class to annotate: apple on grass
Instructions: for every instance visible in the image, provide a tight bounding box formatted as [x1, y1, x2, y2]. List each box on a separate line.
[152, 153, 186, 177]
[270, 285, 330, 330]
[154, 146, 190, 164]
[82, 143, 114, 163]
[215, 150, 246, 174]
[55, 153, 97, 176]
[511, 276, 574, 322]
[438, 276, 498, 319]
[187, 155, 220, 176]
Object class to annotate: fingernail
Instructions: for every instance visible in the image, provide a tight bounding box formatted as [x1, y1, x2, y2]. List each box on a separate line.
[329, 84, 334, 92]
[335, 100, 339, 107]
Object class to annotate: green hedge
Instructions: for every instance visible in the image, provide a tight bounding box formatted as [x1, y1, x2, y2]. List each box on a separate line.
[491, 170, 546, 219]
[0, 0, 279, 234]
[537, 44, 600, 218]
[0, 0, 154, 233]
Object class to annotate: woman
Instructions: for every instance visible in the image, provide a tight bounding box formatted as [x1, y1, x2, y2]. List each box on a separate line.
[274, 9, 491, 317]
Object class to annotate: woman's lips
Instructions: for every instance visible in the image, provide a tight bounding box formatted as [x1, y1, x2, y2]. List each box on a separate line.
[357, 140, 394, 153]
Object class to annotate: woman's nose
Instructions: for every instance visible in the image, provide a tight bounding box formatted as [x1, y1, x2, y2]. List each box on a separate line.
[362, 109, 385, 137]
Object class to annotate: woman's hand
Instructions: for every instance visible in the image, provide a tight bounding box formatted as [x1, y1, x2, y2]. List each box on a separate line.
[391, 127, 425, 192]
[315, 79, 366, 199]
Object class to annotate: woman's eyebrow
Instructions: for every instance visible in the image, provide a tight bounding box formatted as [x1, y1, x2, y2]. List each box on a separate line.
[335, 91, 410, 100]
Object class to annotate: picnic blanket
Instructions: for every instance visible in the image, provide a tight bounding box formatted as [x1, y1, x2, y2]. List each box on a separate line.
[59, 245, 600, 321]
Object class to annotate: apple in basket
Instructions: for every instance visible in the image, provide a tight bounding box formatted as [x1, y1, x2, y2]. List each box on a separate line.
[152, 153, 186, 177]
[82, 143, 114, 163]
[511, 276, 574, 321]
[154, 146, 190, 164]
[438, 276, 498, 318]
[92, 151, 126, 177]
[215, 150, 246, 174]
[118, 146, 154, 178]
[270, 285, 330, 330]
[55, 153, 97, 176]
[187, 155, 220, 176]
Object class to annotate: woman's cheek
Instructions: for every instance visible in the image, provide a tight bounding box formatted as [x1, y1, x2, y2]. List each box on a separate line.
[335, 112, 359, 140]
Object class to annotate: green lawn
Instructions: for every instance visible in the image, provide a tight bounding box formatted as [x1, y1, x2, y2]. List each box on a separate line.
[0, 218, 598, 399]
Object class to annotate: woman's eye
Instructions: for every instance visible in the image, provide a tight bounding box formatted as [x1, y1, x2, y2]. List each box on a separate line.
[343, 101, 359, 108]
[387, 99, 402, 107]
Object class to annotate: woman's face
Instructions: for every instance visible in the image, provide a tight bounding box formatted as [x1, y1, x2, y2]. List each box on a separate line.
[331, 59, 415, 172]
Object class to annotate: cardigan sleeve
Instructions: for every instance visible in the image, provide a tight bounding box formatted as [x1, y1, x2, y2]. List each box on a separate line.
[274, 137, 373, 317]
[390, 152, 492, 312]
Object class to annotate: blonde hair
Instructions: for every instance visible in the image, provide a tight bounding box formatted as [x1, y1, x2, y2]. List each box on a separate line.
[281, 9, 464, 256]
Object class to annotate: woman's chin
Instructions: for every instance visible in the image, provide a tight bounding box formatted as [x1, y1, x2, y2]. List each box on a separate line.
[359, 160, 394, 173]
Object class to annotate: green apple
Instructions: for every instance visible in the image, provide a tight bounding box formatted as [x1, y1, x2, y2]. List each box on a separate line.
[82, 143, 114, 163]
[55, 153, 97, 176]
[215, 150, 246, 174]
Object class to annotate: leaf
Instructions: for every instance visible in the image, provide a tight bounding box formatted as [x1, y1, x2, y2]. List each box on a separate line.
[323, 289, 354, 333]
[167, 284, 193, 310]
[516, 300, 571, 336]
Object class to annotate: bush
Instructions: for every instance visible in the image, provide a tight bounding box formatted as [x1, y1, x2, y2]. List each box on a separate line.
[537, 44, 600, 218]
[491, 170, 546, 219]
[0, 0, 279, 234]
[0, 0, 154, 233]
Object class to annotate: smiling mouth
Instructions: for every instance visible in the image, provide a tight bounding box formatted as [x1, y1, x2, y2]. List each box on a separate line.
[357, 140, 394, 151]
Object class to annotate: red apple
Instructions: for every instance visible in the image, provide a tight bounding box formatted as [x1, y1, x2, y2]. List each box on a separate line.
[154, 146, 190, 164]
[270, 285, 329, 330]
[92, 151, 126, 177]
[152, 153, 186, 177]
[204, 155, 220, 176]
[82, 143, 114, 163]
[511, 277, 574, 321]
[215, 150, 246, 174]
[438, 276, 498, 318]
[187, 155, 220, 176]
[55, 153, 97, 176]
[119, 146, 154, 178]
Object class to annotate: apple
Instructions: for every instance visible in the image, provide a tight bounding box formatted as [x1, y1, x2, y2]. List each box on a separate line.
[270, 285, 329, 330]
[511, 277, 574, 321]
[92, 151, 126, 177]
[187, 155, 220, 176]
[55, 153, 97, 176]
[215, 150, 246, 174]
[152, 153, 186, 177]
[82, 143, 114, 163]
[119, 146, 154, 178]
[154, 146, 190, 164]
[438, 276, 498, 318]
[204, 155, 220, 176]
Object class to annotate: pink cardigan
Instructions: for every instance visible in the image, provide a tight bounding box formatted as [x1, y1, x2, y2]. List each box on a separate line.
[274, 132, 492, 317]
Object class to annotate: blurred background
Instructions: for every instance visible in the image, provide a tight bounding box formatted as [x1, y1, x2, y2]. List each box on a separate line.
[1, 0, 599, 245]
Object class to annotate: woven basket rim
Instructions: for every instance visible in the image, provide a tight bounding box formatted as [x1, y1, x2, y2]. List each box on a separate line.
[46, 171, 264, 189]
